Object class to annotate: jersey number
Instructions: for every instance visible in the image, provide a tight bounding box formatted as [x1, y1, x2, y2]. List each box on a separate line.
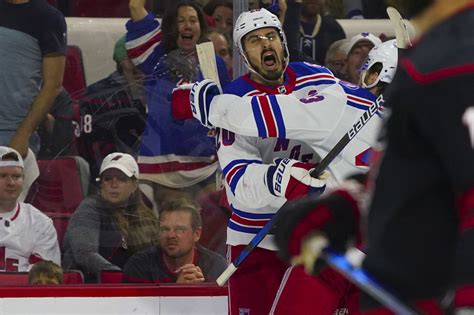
[0, 247, 19, 272]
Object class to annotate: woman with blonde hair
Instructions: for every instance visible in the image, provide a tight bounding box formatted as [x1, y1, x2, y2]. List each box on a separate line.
[62, 153, 159, 282]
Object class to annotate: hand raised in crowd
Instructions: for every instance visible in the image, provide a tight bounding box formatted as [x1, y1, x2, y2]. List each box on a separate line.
[129, 0, 147, 21]
[175, 264, 205, 283]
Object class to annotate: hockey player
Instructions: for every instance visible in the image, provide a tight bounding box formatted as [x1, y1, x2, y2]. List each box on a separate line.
[173, 40, 399, 186]
[0, 146, 60, 272]
[172, 9, 395, 315]
[271, 0, 474, 314]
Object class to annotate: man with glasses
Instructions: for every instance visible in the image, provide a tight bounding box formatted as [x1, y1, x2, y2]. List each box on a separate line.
[124, 198, 227, 283]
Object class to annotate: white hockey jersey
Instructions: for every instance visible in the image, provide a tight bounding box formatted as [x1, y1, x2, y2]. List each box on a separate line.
[0, 202, 60, 271]
[216, 62, 382, 250]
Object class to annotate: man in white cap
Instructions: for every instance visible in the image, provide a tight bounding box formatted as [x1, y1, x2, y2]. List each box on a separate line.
[0, 146, 60, 272]
[342, 32, 382, 85]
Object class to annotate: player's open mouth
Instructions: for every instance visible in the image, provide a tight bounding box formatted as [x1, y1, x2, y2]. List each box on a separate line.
[262, 51, 277, 68]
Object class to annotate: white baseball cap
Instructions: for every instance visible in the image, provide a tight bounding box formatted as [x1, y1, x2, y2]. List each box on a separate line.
[99, 152, 139, 178]
[345, 32, 382, 55]
[0, 146, 24, 168]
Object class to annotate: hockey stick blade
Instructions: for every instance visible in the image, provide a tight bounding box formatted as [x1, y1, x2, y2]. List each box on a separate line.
[196, 41, 221, 89]
[216, 95, 385, 286]
[386, 7, 413, 49]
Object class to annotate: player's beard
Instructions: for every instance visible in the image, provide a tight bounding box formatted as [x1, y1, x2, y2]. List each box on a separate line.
[249, 48, 284, 82]
[385, 0, 434, 18]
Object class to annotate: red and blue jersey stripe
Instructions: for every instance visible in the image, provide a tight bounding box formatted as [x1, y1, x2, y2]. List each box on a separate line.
[228, 205, 274, 234]
[251, 95, 287, 138]
[223, 159, 263, 194]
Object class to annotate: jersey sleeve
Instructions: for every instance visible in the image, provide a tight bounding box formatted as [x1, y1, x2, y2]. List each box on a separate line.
[209, 84, 347, 141]
[217, 129, 277, 208]
[30, 216, 61, 267]
[125, 13, 165, 76]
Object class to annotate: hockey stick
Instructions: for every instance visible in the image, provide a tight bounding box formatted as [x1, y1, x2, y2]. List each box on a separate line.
[196, 41, 221, 89]
[386, 7, 413, 49]
[216, 94, 385, 286]
[301, 236, 421, 315]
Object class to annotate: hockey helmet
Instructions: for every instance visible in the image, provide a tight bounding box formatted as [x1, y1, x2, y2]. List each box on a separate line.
[233, 9, 289, 73]
[361, 39, 398, 89]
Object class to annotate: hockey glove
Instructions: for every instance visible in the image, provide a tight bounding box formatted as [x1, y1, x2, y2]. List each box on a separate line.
[274, 189, 361, 272]
[266, 158, 329, 201]
[171, 79, 221, 128]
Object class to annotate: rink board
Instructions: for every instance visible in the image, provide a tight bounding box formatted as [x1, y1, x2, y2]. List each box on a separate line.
[0, 284, 228, 314]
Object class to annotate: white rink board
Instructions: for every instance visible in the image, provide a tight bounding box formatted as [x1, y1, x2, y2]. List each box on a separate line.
[0, 296, 227, 315]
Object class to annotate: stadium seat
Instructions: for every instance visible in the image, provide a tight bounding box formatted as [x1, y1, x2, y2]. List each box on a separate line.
[70, 0, 130, 17]
[98, 270, 124, 284]
[50, 214, 71, 248]
[25, 156, 90, 215]
[63, 45, 86, 100]
[0, 270, 83, 285]
[0, 272, 29, 285]
[63, 270, 85, 284]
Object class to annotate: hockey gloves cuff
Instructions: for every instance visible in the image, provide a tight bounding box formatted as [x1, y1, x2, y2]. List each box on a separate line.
[266, 158, 329, 200]
[171, 79, 221, 128]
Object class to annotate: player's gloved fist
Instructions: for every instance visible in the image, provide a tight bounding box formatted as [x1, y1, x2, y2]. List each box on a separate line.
[266, 158, 329, 200]
[170, 79, 221, 128]
[274, 190, 361, 271]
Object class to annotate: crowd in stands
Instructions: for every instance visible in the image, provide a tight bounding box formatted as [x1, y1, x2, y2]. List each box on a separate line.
[0, 0, 393, 286]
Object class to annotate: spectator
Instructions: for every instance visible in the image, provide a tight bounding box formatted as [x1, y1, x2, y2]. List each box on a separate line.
[124, 198, 227, 283]
[62, 152, 159, 282]
[0, 146, 60, 272]
[206, 29, 233, 77]
[340, 32, 381, 85]
[324, 38, 349, 79]
[29, 260, 64, 285]
[299, 0, 345, 65]
[203, 0, 233, 38]
[126, 0, 229, 211]
[78, 36, 147, 180]
[0, 0, 66, 157]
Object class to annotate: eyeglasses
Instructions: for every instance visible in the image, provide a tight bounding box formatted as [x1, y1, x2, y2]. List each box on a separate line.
[159, 225, 190, 235]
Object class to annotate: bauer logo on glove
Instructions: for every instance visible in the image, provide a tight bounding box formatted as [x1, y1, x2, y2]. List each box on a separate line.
[266, 158, 329, 200]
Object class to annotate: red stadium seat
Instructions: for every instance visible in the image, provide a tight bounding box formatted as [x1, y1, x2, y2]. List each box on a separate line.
[63, 270, 85, 284]
[70, 0, 130, 17]
[50, 214, 71, 248]
[0, 272, 29, 285]
[98, 270, 124, 284]
[25, 156, 90, 215]
[0, 270, 84, 285]
[63, 45, 86, 100]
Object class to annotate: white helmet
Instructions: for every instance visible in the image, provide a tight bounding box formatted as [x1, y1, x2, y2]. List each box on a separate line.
[361, 39, 398, 89]
[233, 9, 289, 75]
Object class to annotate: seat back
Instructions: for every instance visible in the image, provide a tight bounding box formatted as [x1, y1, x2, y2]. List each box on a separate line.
[0, 272, 29, 285]
[50, 214, 71, 248]
[25, 156, 90, 215]
[63, 270, 85, 284]
[63, 45, 87, 100]
[99, 270, 124, 284]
